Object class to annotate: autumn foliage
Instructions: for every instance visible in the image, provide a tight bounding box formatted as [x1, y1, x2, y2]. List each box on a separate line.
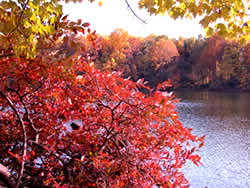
[0, 3, 204, 186]
[81, 31, 249, 90]
[4, 0, 249, 187]
[0, 51, 205, 187]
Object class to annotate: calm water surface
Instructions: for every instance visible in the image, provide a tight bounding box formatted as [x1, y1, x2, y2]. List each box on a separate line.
[175, 91, 250, 188]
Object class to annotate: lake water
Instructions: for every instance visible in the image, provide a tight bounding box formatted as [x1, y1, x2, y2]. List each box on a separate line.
[175, 91, 250, 188]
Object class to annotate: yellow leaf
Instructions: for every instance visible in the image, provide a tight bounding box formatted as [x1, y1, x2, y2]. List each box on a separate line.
[179, 3, 186, 11]
[98, 0, 103, 6]
[205, 27, 213, 36]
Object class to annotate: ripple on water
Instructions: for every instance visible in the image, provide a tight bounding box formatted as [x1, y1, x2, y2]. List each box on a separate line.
[175, 91, 250, 188]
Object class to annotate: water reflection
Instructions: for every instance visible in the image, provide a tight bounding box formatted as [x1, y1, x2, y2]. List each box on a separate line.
[175, 91, 250, 188]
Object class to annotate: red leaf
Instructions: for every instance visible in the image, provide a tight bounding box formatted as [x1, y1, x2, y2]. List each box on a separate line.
[82, 22, 90, 27]
[61, 15, 68, 20]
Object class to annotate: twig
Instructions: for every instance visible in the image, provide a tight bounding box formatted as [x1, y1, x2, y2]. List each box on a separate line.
[0, 91, 27, 188]
[21, 80, 43, 99]
[124, 0, 147, 24]
[28, 141, 65, 166]
[0, 53, 15, 58]
[11, 89, 40, 143]
[7, 0, 30, 37]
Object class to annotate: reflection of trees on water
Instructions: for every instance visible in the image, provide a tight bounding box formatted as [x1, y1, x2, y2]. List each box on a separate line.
[176, 91, 250, 119]
[176, 91, 250, 187]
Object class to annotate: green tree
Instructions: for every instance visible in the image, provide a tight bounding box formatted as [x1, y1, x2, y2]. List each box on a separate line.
[219, 43, 242, 86]
[240, 43, 250, 90]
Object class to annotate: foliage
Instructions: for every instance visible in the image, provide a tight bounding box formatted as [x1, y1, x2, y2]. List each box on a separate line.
[82, 29, 249, 90]
[92, 34, 180, 87]
[197, 35, 227, 86]
[151, 35, 179, 69]
[239, 43, 250, 89]
[1, 0, 248, 187]
[0, 0, 95, 58]
[0, 0, 207, 187]
[219, 44, 242, 84]
[138, 0, 250, 43]
[0, 55, 204, 187]
[95, 29, 130, 72]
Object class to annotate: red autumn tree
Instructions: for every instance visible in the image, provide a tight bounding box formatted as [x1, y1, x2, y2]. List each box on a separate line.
[0, 0, 204, 187]
[199, 35, 227, 85]
[0, 55, 204, 187]
[240, 43, 250, 90]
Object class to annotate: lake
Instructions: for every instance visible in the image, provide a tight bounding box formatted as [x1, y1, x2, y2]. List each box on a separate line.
[175, 91, 250, 188]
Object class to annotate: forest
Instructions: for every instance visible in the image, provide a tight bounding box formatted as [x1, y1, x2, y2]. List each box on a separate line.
[63, 29, 250, 91]
[0, 0, 249, 187]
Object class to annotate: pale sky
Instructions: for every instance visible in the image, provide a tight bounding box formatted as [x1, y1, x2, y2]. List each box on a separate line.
[63, 0, 205, 39]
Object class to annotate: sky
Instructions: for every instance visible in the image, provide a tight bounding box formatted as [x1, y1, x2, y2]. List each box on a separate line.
[63, 0, 205, 39]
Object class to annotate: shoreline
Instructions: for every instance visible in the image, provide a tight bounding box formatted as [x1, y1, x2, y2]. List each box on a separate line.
[172, 87, 250, 93]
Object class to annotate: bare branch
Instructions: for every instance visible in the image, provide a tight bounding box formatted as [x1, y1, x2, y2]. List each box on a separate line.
[124, 0, 147, 24]
[11, 89, 40, 143]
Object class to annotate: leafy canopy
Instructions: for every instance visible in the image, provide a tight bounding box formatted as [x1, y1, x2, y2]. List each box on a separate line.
[0, 55, 204, 186]
[0, 0, 248, 58]
[138, 0, 249, 43]
[0, 0, 94, 58]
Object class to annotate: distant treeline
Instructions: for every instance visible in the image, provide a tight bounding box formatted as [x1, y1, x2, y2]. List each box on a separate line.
[58, 28, 250, 91]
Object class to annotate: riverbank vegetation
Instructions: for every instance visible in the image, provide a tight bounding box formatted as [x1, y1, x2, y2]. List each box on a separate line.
[65, 30, 250, 91]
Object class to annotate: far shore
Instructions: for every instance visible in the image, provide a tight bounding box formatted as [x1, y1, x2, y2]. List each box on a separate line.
[172, 87, 250, 93]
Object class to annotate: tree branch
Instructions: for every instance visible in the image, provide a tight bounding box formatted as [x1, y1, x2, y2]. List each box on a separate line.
[7, 0, 30, 37]
[124, 0, 147, 24]
[0, 53, 15, 58]
[12, 89, 40, 143]
[0, 164, 15, 188]
[28, 140, 65, 165]
[0, 91, 27, 188]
